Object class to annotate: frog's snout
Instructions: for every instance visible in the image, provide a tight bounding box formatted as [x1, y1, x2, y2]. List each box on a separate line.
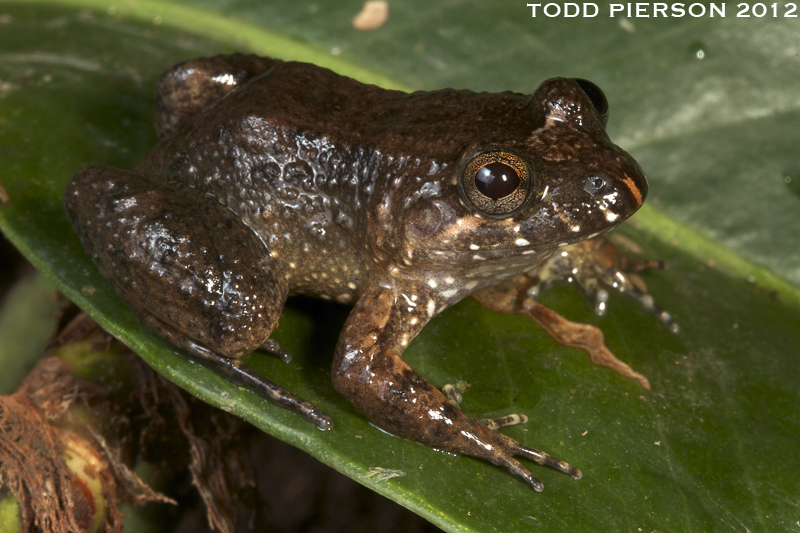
[616, 158, 649, 211]
[584, 153, 648, 218]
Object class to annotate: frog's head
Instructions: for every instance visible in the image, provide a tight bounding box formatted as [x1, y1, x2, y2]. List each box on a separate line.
[401, 77, 647, 274]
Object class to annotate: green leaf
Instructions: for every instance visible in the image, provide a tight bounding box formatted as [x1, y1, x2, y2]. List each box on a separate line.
[0, 271, 61, 394]
[0, 2, 798, 532]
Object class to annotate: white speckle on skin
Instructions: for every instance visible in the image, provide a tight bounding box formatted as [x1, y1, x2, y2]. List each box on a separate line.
[465, 281, 478, 290]
[444, 276, 455, 284]
[522, 250, 536, 255]
[410, 317, 418, 325]
[427, 279, 438, 289]
[472, 254, 486, 261]
[515, 238, 530, 246]
[441, 289, 458, 298]
[348, 282, 357, 290]
[513, 225, 520, 232]
[605, 211, 619, 222]
[571, 225, 581, 232]
[469, 244, 480, 250]
[426, 300, 436, 317]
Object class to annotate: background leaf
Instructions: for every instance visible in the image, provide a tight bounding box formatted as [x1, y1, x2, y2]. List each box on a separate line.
[0, 1, 798, 532]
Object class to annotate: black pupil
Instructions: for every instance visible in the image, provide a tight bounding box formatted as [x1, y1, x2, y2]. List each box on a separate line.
[475, 162, 520, 200]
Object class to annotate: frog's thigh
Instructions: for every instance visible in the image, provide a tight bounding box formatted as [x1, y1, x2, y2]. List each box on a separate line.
[64, 164, 287, 358]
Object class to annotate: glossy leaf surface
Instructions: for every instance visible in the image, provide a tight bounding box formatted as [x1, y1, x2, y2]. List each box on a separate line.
[0, 2, 798, 532]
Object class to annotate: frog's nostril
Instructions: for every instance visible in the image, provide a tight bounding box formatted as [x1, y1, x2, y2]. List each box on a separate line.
[583, 176, 606, 195]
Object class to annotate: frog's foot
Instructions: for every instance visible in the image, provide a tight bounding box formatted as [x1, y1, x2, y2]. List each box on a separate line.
[192, 344, 333, 430]
[490, 431, 583, 492]
[442, 393, 581, 490]
[442, 384, 528, 430]
[335, 347, 579, 489]
[139, 311, 333, 430]
[600, 273, 678, 333]
[362, 385, 580, 492]
[529, 236, 678, 333]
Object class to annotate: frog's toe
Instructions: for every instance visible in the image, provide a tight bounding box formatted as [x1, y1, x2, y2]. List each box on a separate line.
[502, 434, 583, 480]
[617, 283, 679, 333]
[442, 384, 463, 408]
[191, 343, 334, 430]
[490, 431, 581, 491]
[142, 311, 333, 429]
[476, 413, 528, 430]
[499, 456, 544, 492]
[443, 384, 529, 429]
[259, 338, 293, 363]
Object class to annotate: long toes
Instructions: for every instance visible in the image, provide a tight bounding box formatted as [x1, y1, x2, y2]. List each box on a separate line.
[260, 338, 293, 362]
[477, 413, 528, 430]
[195, 345, 333, 429]
[503, 437, 582, 480]
[627, 289, 679, 333]
[497, 455, 544, 492]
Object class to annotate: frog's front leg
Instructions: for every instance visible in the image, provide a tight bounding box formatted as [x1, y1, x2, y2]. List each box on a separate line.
[332, 285, 581, 491]
[531, 237, 677, 332]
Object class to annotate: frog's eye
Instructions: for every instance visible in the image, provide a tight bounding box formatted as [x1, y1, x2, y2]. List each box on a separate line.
[573, 78, 609, 120]
[462, 151, 531, 217]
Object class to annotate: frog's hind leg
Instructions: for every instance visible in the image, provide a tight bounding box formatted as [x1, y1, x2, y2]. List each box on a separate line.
[63, 164, 332, 429]
[155, 54, 284, 139]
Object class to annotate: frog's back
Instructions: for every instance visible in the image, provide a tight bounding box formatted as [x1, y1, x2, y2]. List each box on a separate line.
[135, 62, 404, 303]
[152, 60, 535, 164]
[134, 60, 534, 302]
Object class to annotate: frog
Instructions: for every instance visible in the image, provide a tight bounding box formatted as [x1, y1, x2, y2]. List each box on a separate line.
[63, 53, 655, 492]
